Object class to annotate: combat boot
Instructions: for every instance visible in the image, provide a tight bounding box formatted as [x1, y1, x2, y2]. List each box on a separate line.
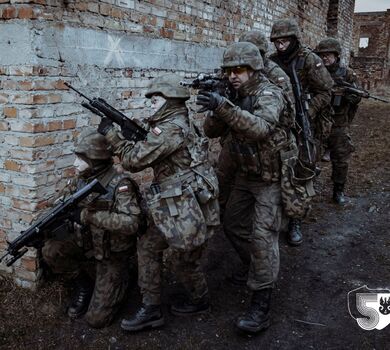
[287, 218, 303, 246]
[121, 304, 164, 331]
[67, 272, 94, 319]
[333, 183, 346, 205]
[170, 295, 210, 316]
[229, 265, 249, 286]
[236, 288, 272, 334]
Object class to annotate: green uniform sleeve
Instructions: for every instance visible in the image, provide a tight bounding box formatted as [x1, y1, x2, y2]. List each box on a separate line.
[305, 52, 333, 119]
[109, 122, 185, 172]
[213, 86, 285, 140]
[81, 179, 141, 235]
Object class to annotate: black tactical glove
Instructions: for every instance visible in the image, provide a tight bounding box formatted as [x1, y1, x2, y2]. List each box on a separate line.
[196, 90, 225, 112]
[97, 117, 114, 136]
[71, 207, 83, 225]
[344, 93, 361, 105]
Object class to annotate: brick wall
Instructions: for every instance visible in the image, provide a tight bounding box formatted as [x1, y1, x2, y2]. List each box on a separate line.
[352, 10, 390, 90]
[0, 0, 355, 288]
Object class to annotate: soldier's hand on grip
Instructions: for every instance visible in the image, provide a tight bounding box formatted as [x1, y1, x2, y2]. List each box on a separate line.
[196, 90, 225, 112]
[97, 117, 114, 136]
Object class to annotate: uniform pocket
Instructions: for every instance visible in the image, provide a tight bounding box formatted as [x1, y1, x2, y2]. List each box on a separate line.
[147, 185, 207, 250]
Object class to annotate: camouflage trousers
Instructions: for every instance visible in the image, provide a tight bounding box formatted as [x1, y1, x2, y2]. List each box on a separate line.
[138, 224, 210, 305]
[328, 125, 355, 185]
[216, 141, 237, 215]
[223, 177, 283, 290]
[42, 238, 131, 328]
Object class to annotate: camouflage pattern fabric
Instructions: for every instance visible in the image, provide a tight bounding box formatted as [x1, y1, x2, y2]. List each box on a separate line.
[138, 225, 209, 305]
[204, 70, 294, 290]
[42, 166, 141, 328]
[270, 46, 334, 138]
[105, 97, 219, 306]
[43, 238, 131, 328]
[224, 180, 283, 290]
[327, 65, 360, 185]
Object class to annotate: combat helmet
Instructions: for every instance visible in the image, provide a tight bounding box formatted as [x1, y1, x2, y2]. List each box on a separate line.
[221, 42, 264, 70]
[270, 18, 301, 42]
[239, 31, 269, 56]
[315, 37, 342, 56]
[75, 129, 112, 160]
[145, 73, 190, 99]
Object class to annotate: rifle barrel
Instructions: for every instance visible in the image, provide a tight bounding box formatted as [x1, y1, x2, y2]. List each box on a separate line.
[64, 82, 92, 102]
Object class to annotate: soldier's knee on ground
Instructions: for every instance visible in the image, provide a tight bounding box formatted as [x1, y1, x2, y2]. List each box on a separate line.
[85, 308, 114, 329]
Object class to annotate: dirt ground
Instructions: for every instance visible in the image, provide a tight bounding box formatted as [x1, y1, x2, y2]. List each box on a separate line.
[1, 99, 389, 350]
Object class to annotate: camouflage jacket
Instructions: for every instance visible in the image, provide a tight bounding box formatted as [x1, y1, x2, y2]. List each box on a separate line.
[106, 102, 220, 230]
[64, 166, 141, 257]
[328, 63, 361, 126]
[264, 57, 295, 106]
[204, 72, 296, 183]
[270, 46, 333, 120]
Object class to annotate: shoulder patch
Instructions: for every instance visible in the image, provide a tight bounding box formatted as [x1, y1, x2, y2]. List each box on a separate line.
[316, 62, 322, 67]
[262, 90, 274, 96]
[277, 77, 285, 82]
[152, 127, 162, 136]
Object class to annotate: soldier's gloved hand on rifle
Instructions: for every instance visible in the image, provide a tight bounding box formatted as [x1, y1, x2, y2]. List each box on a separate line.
[97, 117, 114, 136]
[196, 90, 226, 112]
[344, 93, 361, 105]
[70, 207, 83, 225]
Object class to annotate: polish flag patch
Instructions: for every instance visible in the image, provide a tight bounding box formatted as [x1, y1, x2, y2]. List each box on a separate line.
[152, 127, 162, 136]
[118, 185, 129, 193]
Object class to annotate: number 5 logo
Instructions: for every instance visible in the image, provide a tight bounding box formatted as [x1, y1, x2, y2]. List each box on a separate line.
[348, 285, 390, 330]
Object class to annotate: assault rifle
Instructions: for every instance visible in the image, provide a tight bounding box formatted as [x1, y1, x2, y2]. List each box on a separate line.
[333, 80, 389, 105]
[290, 60, 316, 166]
[180, 73, 230, 96]
[0, 179, 107, 267]
[65, 82, 148, 142]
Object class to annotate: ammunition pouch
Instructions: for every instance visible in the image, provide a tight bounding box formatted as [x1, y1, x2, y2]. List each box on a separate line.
[146, 175, 208, 250]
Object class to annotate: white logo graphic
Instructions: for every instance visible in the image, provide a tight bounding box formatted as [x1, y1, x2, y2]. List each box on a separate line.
[348, 285, 390, 330]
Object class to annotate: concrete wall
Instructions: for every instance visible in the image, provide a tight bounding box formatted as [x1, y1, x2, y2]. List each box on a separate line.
[0, 0, 356, 287]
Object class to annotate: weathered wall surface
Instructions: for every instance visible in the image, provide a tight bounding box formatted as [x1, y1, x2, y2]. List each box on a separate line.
[0, 0, 355, 287]
[352, 10, 390, 90]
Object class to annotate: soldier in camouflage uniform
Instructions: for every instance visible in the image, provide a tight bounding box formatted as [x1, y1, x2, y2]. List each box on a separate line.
[216, 30, 295, 285]
[269, 18, 334, 245]
[198, 42, 297, 334]
[42, 130, 142, 328]
[315, 37, 361, 204]
[98, 73, 220, 332]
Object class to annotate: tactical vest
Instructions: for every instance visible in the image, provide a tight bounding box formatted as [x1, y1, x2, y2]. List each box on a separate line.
[229, 90, 293, 183]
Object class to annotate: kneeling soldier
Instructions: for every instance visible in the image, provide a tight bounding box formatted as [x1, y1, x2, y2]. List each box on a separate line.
[42, 129, 143, 328]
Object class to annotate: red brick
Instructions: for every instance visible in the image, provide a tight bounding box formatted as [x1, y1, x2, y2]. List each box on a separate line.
[4, 160, 21, 171]
[21, 257, 37, 272]
[3, 107, 16, 118]
[18, 6, 34, 19]
[2, 6, 16, 19]
[0, 121, 10, 131]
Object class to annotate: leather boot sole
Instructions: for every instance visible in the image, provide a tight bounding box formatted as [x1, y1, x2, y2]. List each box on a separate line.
[121, 317, 165, 331]
[236, 318, 271, 334]
[287, 238, 303, 246]
[170, 305, 210, 316]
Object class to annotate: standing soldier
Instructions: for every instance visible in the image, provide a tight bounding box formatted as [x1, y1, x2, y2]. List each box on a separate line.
[99, 73, 219, 331]
[42, 129, 143, 328]
[198, 42, 297, 334]
[315, 37, 361, 204]
[269, 18, 334, 245]
[217, 30, 296, 285]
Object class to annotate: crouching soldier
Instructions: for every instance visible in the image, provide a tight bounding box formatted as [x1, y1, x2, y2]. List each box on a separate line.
[42, 129, 143, 328]
[98, 73, 220, 331]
